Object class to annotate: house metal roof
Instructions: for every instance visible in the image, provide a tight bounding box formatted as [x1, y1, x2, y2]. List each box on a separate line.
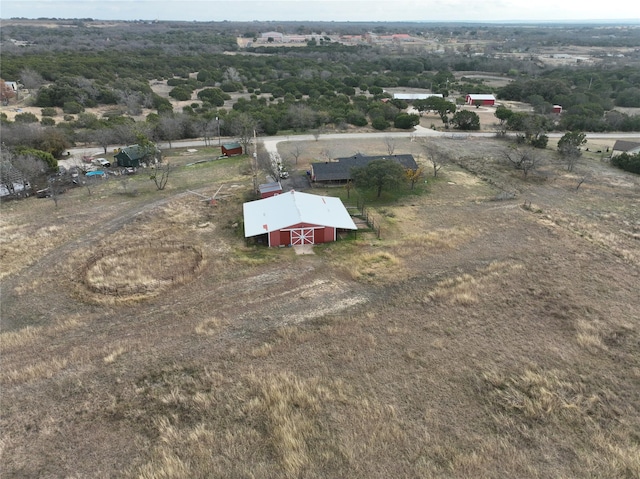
[612, 140, 640, 153]
[243, 191, 357, 237]
[312, 153, 418, 182]
[115, 145, 146, 161]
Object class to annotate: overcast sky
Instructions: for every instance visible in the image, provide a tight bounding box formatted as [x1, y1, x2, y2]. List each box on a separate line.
[2, 0, 639, 23]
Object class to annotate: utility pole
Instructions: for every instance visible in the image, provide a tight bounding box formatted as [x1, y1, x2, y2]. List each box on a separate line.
[216, 116, 221, 146]
[252, 129, 258, 193]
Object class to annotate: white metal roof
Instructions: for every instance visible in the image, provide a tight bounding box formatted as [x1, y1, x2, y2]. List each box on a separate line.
[243, 191, 357, 238]
[392, 93, 443, 100]
[466, 94, 496, 100]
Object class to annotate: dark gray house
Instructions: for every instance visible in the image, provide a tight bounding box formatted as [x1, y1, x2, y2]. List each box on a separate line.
[114, 145, 146, 168]
[611, 140, 640, 158]
[310, 153, 418, 184]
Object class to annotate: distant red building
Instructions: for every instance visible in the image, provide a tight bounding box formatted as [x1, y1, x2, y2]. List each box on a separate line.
[466, 94, 496, 106]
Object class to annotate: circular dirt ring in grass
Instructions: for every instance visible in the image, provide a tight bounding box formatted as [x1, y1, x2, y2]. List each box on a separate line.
[81, 242, 204, 303]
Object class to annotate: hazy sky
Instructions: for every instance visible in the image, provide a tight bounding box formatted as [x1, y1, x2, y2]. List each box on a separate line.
[2, 0, 639, 23]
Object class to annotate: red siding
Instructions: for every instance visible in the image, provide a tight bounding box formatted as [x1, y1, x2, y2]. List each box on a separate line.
[268, 231, 281, 247]
[260, 189, 282, 198]
[266, 223, 338, 246]
[315, 227, 335, 244]
[279, 230, 290, 246]
[221, 146, 243, 156]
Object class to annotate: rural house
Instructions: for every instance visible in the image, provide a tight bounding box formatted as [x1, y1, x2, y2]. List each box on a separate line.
[310, 153, 418, 184]
[465, 94, 496, 106]
[243, 190, 357, 247]
[221, 142, 243, 157]
[611, 140, 640, 157]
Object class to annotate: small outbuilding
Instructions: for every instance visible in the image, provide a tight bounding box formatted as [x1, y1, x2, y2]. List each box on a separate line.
[465, 94, 496, 106]
[114, 145, 147, 168]
[552, 105, 563, 114]
[243, 190, 357, 247]
[221, 142, 243, 157]
[258, 181, 283, 198]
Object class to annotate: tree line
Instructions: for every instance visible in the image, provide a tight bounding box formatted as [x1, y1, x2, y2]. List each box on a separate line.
[1, 21, 639, 165]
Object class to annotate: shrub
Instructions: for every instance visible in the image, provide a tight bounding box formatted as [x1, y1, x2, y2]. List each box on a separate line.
[394, 113, 420, 129]
[41, 107, 57, 117]
[14, 112, 39, 123]
[41, 117, 56, 126]
[63, 101, 84, 114]
[611, 152, 640, 174]
[371, 117, 389, 130]
[169, 86, 193, 101]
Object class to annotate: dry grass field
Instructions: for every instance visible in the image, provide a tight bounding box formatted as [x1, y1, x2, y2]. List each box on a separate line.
[1, 135, 639, 478]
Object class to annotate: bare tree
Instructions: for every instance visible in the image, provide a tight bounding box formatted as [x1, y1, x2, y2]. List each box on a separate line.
[19, 68, 44, 95]
[46, 176, 68, 208]
[383, 136, 396, 155]
[256, 148, 278, 181]
[150, 162, 174, 191]
[112, 124, 138, 146]
[91, 127, 118, 155]
[195, 117, 217, 147]
[422, 141, 450, 178]
[287, 104, 317, 131]
[158, 114, 184, 149]
[117, 90, 144, 116]
[14, 154, 49, 192]
[227, 112, 259, 154]
[79, 171, 106, 196]
[312, 127, 325, 142]
[320, 148, 333, 162]
[575, 174, 590, 191]
[502, 146, 538, 179]
[289, 143, 304, 165]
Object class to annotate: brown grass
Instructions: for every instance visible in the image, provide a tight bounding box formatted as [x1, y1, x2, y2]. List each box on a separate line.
[1, 137, 639, 478]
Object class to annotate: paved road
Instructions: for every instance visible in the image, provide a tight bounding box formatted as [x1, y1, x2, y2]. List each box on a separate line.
[61, 126, 640, 169]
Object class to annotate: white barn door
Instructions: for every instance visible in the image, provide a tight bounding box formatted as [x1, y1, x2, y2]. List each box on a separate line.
[290, 228, 314, 245]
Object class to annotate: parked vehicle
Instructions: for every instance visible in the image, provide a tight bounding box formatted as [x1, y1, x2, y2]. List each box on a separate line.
[36, 188, 51, 198]
[85, 170, 107, 178]
[92, 158, 111, 168]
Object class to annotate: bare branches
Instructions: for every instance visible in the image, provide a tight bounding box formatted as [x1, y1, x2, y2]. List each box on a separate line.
[501, 146, 538, 179]
[421, 141, 450, 178]
[150, 162, 174, 191]
[383, 136, 396, 155]
[289, 143, 304, 165]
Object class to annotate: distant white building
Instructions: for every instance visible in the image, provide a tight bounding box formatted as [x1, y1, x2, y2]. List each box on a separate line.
[392, 93, 443, 101]
[260, 32, 284, 42]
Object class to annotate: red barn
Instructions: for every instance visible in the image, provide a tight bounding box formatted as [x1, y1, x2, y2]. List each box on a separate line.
[243, 191, 357, 247]
[466, 94, 496, 106]
[553, 105, 563, 114]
